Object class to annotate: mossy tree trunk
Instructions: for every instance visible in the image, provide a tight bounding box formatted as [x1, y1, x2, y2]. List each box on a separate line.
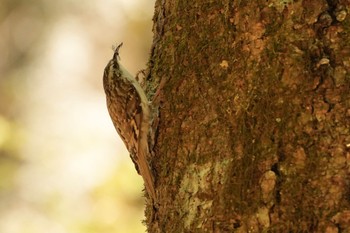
[145, 0, 350, 232]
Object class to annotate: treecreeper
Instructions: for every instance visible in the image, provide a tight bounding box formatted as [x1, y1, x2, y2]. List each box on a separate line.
[103, 43, 156, 201]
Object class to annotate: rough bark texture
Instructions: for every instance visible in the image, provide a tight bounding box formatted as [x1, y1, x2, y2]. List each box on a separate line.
[145, 0, 350, 232]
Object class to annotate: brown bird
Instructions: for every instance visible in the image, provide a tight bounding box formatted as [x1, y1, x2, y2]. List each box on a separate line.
[103, 43, 156, 200]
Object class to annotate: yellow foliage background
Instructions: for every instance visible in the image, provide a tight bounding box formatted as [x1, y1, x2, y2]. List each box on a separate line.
[0, 0, 154, 232]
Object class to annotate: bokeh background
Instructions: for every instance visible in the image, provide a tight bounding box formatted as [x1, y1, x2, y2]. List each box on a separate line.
[0, 0, 155, 232]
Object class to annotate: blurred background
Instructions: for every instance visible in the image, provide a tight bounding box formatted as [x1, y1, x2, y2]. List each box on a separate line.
[0, 0, 155, 232]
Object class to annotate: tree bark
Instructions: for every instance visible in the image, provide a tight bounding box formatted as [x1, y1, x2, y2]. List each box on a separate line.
[145, 0, 350, 232]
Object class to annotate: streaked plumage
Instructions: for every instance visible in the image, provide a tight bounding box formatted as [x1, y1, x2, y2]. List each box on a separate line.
[103, 43, 155, 200]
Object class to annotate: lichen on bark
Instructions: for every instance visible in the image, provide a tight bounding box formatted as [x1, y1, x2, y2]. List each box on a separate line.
[147, 0, 350, 232]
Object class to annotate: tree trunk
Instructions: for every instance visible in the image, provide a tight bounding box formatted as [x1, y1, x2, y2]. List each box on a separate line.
[144, 0, 350, 232]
